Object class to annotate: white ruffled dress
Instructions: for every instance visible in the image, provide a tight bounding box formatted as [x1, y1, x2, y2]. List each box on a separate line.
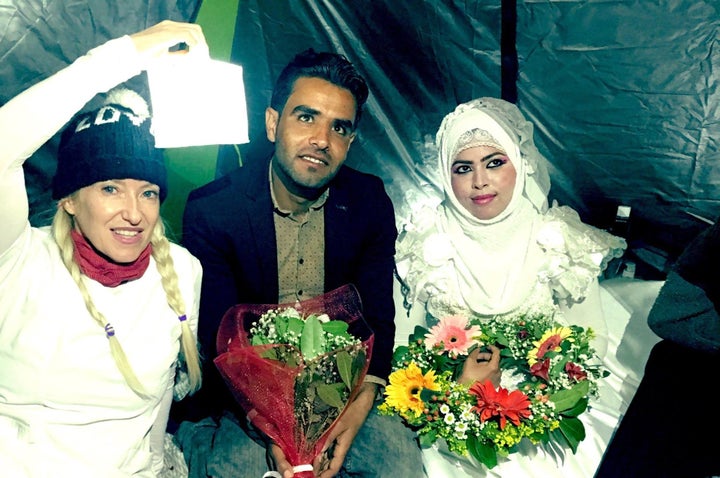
[393, 203, 662, 478]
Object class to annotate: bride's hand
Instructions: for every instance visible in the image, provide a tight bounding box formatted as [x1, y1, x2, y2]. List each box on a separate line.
[458, 345, 501, 387]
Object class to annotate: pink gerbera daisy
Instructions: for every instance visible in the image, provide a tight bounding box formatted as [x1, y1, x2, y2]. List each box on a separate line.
[424, 314, 480, 358]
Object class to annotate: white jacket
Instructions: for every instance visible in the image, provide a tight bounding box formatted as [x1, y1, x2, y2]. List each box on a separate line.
[0, 35, 202, 477]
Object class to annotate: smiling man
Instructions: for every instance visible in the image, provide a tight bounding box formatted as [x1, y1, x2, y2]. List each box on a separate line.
[172, 49, 422, 478]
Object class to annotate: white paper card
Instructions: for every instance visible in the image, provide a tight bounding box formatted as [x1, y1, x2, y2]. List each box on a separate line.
[147, 56, 249, 148]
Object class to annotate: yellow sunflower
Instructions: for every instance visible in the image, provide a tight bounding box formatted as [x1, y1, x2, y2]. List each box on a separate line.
[384, 362, 439, 416]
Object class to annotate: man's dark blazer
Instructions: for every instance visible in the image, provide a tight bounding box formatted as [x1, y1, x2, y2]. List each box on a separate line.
[177, 153, 398, 418]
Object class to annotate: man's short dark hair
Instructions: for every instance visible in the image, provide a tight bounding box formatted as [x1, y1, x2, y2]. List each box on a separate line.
[270, 48, 369, 129]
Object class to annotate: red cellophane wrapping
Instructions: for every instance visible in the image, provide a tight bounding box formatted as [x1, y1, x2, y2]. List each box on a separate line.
[214, 284, 374, 477]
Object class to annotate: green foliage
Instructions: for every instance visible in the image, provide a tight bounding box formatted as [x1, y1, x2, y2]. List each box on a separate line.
[322, 320, 349, 336]
[419, 429, 437, 448]
[300, 315, 325, 360]
[561, 396, 589, 418]
[316, 383, 345, 408]
[549, 380, 589, 412]
[336, 350, 353, 389]
[553, 416, 586, 454]
[467, 435, 498, 469]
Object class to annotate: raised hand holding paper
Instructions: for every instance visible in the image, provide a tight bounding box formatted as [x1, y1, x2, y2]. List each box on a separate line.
[147, 54, 249, 148]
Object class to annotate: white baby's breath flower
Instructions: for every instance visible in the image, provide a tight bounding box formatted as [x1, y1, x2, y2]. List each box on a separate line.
[454, 430, 468, 440]
[460, 408, 474, 421]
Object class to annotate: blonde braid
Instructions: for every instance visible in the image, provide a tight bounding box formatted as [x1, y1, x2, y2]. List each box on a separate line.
[151, 220, 202, 393]
[51, 205, 149, 397]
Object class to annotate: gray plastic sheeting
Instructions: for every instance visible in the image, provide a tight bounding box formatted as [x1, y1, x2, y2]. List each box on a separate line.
[517, 0, 719, 265]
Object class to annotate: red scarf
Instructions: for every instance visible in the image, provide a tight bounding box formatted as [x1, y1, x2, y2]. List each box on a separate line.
[71, 229, 152, 287]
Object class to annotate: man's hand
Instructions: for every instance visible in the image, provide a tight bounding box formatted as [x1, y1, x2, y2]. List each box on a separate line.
[268, 444, 294, 478]
[268, 382, 376, 478]
[314, 381, 376, 477]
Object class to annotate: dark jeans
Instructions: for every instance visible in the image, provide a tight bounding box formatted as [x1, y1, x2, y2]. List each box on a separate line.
[174, 403, 424, 478]
[595, 340, 720, 478]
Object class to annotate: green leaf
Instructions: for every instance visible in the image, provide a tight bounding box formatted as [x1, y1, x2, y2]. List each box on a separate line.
[300, 315, 325, 360]
[322, 320, 349, 337]
[419, 430, 437, 447]
[434, 354, 453, 373]
[467, 436, 498, 469]
[286, 316, 305, 337]
[259, 348, 278, 360]
[549, 380, 589, 412]
[549, 356, 568, 375]
[316, 383, 345, 408]
[336, 350, 353, 389]
[562, 396, 588, 418]
[557, 416, 586, 453]
[549, 427, 568, 451]
[500, 348, 514, 359]
[274, 315, 287, 337]
[410, 325, 430, 342]
[392, 346, 410, 364]
[419, 387, 441, 402]
[252, 334, 269, 346]
[310, 391, 333, 414]
[494, 331, 510, 348]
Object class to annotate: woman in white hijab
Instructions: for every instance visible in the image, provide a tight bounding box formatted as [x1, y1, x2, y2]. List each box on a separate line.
[394, 98, 658, 477]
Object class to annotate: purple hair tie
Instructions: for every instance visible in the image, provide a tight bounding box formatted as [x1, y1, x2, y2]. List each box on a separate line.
[178, 315, 187, 322]
[104, 323, 116, 338]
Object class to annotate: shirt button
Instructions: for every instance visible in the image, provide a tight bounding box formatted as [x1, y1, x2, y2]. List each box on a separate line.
[299, 258, 304, 264]
[298, 290, 303, 296]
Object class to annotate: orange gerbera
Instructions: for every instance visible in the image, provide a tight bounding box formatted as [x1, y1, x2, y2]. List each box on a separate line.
[528, 326, 572, 365]
[425, 314, 480, 358]
[469, 380, 532, 429]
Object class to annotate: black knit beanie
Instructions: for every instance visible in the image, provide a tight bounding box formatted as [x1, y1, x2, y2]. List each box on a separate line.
[52, 88, 167, 202]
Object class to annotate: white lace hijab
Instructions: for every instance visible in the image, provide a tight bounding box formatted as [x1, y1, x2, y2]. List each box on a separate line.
[435, 98, 552, 315]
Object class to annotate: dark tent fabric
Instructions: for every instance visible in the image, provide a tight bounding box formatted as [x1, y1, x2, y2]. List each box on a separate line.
[517, 1, 719, 272]
[2, 0, 717, 279]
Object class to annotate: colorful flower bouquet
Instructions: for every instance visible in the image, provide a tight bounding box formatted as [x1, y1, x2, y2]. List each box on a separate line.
[378, 311, 607, 469]
[214, 285, 374, 477]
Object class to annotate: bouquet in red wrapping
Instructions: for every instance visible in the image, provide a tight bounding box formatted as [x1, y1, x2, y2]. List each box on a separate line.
[214, 284, 374, 478]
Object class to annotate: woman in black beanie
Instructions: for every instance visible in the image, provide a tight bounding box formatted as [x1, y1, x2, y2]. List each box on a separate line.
[0, 20, 207, 476]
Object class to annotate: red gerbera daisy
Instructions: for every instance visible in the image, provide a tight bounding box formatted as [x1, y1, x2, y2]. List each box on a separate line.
[469, 380, 532, 429]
